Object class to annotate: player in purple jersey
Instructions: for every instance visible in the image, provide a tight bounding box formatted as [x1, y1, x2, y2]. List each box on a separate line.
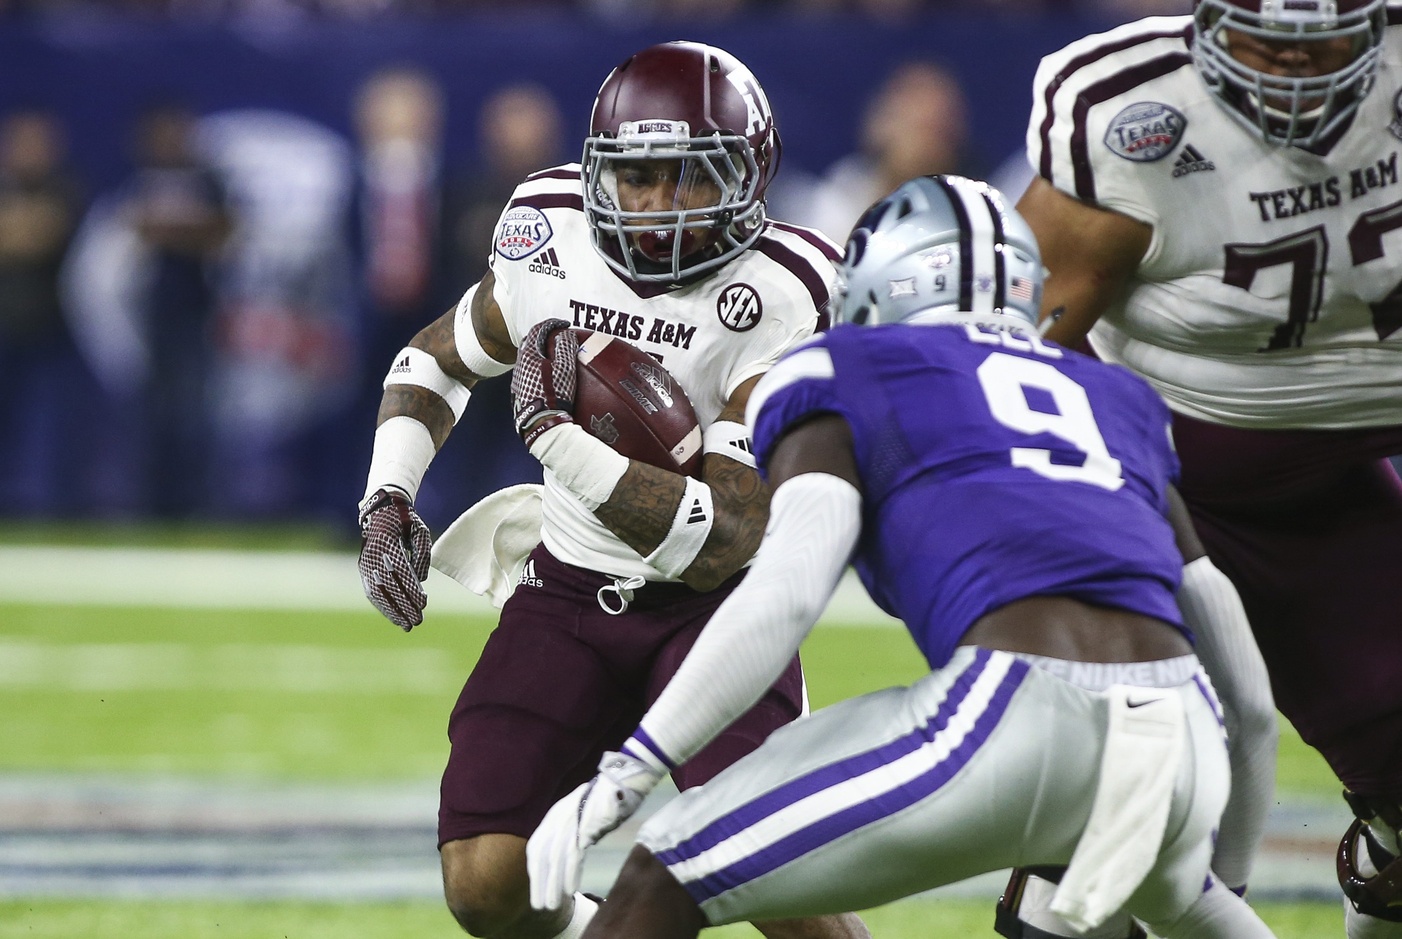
[1018, 2, 1402, 936]
[524, 176, 1276, 939]
[354, 41, 867, 939]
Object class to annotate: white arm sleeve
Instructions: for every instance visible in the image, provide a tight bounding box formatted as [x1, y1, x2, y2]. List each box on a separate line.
[1178, 555, 1278, 891]
[625, 472, 862, 774]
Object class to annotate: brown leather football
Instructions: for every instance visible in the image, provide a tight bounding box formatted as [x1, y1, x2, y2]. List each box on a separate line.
[570, 328, 703, 477]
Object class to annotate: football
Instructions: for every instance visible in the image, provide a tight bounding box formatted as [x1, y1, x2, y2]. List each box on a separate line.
[569, 328, 703, 477]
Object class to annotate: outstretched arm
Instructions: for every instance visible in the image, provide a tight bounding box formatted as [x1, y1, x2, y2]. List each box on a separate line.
[1015, 177, 1150, 349]
[1167, 484, 1277, 893]
[526, 413, 864, 911]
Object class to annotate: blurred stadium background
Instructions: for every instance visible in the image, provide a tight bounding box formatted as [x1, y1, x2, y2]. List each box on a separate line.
[0, 1, 1356, 936]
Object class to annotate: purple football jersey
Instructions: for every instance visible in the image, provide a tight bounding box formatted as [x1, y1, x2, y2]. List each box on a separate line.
[751, 320, 1186, 669]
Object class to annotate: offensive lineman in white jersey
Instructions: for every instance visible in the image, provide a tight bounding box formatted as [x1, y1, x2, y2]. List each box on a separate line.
[1008, 2, 1402, 938]
[354, 40, 868, 939]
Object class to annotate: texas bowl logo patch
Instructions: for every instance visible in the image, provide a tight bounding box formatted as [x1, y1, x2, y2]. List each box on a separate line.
[1104, 102, 1186, 162]
[495, 205, 552, 261]
[717, 283, 762, 332]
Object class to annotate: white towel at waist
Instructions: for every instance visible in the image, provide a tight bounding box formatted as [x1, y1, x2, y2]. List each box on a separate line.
[1050, 683, 1186, 933]
[430, 483, 543, 609]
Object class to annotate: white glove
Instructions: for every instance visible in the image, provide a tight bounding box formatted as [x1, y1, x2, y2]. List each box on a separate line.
[527, 750, 663, 911]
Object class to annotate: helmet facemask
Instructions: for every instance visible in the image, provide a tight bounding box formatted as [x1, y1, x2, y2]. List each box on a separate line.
[1192, 0, 1386, 149]
[583, 120, 766, 283]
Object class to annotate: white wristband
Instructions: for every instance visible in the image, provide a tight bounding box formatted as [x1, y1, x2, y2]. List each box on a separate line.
[454, 283, 513, 378]
[644, 475, 714, 579]
[362, 415, 436, 507]
[384, 347, 472, 423]
[529, 422, 630, 511]
[702, 420, 756, 468]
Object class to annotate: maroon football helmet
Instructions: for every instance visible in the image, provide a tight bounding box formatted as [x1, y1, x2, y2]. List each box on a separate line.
[582, 41, 782, 282]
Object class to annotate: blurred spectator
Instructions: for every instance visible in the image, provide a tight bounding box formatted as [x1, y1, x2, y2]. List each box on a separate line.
[396, 81, 570, 526]
[121, 102, 232, 518]
[0, 108, 88, 516]
[196, 108, 359, 521]
[352, 65, 500, 530]
[354, 66, 450, 377]
[778, 60, 977, 244]
[446, 82, 564, 288]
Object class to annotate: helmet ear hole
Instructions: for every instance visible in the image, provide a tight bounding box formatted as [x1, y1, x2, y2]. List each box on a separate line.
[845, 230, 869, 268]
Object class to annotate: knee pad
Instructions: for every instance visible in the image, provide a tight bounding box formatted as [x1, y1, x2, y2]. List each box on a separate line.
[995, 868, 1147, 939]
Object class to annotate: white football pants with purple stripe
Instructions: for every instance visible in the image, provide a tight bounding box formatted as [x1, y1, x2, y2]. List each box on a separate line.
[637, 646, 1230, 933]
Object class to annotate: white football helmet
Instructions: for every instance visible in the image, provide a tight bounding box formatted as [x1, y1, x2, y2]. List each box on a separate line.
[833, 175, 1043, 328]
[1192, 0, 1387, 148]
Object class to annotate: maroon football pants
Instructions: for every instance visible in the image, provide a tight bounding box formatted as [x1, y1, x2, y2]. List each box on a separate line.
[1173, 415, 1402, 799]
[437, 544, 805, 845]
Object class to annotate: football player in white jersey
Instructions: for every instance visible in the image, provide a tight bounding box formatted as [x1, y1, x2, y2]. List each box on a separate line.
[354, 40, 869, 939]
[1010, 2, 1402, 938]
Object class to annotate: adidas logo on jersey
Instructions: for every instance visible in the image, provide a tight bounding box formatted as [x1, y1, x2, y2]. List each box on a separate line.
[390, 354, 412, 375]
[1172, 144, 1215, 178]
[528, 247, 566, 280]
[518, 559, 544, 589]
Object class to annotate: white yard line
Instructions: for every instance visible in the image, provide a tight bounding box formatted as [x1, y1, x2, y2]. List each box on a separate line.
[0, 640, 460, 693]
[0, 545, 900, 626]
[0, 773, 1350, 902]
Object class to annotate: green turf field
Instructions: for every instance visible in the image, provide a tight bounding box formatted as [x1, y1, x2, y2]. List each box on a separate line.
[0, 601, 1337, 792]
[0, 896, 1348, 939]
[0, 538, 1348, 937]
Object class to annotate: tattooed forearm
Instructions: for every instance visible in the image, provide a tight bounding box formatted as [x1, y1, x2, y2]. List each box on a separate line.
[376, 384, 456, 449]
[593, 463, 684, 559]
[593, 452, 772, 592]
[688, 453, 772, 589]
[410, 312, 474, 382]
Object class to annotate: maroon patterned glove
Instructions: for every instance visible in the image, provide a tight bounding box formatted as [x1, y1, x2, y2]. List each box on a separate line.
[511, 318, 579, 449]
[358, 487, 433, 631]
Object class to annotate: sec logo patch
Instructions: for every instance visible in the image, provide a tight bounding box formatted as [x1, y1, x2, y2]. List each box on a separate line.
[717, 283, 762, 332]
[495, 206, 552, 261]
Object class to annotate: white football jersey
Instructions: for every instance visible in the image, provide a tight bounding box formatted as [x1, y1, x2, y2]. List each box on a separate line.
[1029, 14, 1402, 429]
[456, 163, 840, 579]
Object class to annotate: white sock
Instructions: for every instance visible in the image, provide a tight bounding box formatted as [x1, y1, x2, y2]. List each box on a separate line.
[552, 893, 599, 939]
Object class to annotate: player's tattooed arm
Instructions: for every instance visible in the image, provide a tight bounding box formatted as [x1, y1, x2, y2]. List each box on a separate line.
[594, 376, 770, 592]
[376, 269, 515, 448]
